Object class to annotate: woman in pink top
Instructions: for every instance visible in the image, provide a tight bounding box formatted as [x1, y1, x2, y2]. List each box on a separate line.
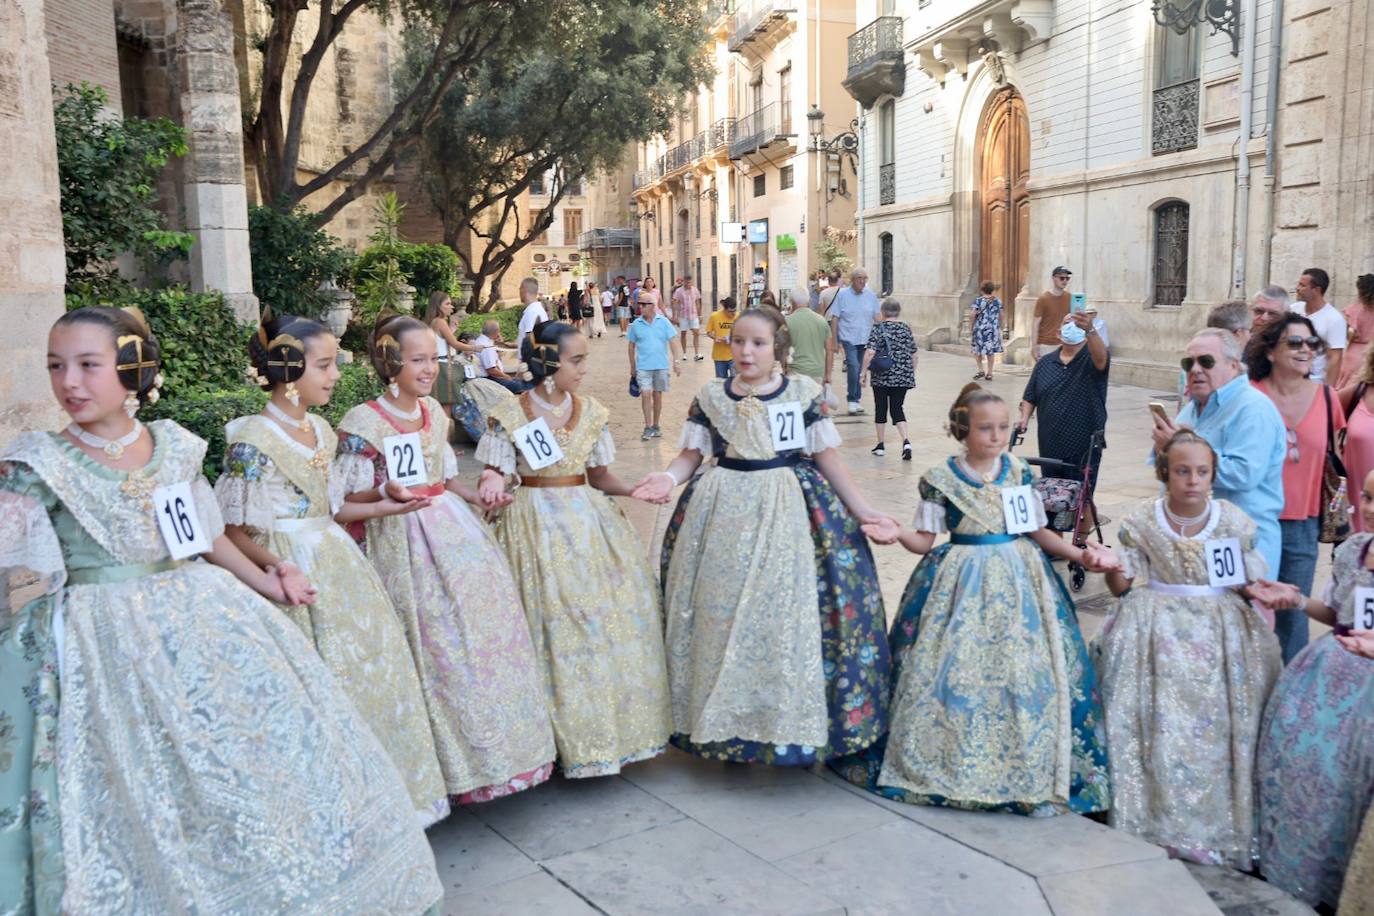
[1249, 313, 1346, 663]
[1336, 275, 1374, 388]
[1338, 327, 1374, 535]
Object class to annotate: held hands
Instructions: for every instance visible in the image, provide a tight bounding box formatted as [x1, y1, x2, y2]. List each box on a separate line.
[630, 471, 677, 504]
[273, 562, 318, 606]
[1079, 541, 1122, 574]
[1248, 579, 1304, 609]
[384, 479, 433, 509]
[478, 469, 510, 510]
[860, 515, 902, 545]
[1336, 630, 1374, 660]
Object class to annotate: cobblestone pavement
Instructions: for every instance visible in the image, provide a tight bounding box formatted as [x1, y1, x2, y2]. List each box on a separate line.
[440, 332, 1316, 915]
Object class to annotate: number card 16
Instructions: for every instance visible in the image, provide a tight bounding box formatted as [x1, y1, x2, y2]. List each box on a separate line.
[152, 481, 212, 559]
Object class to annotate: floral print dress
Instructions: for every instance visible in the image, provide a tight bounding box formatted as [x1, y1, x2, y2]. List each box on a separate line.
[970, 296, 1004, 355]
[659, 374, 891, 766]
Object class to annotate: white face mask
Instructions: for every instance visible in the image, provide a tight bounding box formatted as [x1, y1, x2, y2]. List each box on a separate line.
[1060, 322, 1087, 346]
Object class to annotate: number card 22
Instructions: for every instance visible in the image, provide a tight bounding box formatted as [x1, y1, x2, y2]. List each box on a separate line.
[1204, 537, 1246, 588]
[383, 433, 427, 488]
[514, 416, 565, 470]
[1001, 485, 1038, 535]
[152, 481, 212, 559]
[767, 402, 805, 453]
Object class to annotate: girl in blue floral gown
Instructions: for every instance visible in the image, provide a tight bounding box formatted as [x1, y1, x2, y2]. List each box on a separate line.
[1255, 468, 1374, 908]
[634, 306, 893, 767]
[832, 383, 1114, 814]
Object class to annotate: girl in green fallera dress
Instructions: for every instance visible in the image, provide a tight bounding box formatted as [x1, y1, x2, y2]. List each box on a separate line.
[0, 307, 441, 914]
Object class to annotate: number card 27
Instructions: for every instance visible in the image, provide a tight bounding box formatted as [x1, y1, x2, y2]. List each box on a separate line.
[152, 481, 212, 559]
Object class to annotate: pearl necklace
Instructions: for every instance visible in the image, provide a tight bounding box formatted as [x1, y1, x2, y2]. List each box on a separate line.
[67, 421, 142, 460]
[265, 400, 311, 433]
[1163, 498, 1210, 532]
[529, 389, 572, 418]
[378, 395, 421, 422]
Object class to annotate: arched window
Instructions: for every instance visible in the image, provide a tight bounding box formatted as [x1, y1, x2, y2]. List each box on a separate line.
[1153, 201, 1189, 307]
[879, 232, 894, 296]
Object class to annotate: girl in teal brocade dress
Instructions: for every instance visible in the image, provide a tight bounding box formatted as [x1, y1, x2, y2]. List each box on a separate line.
[832, 384, 1115, 815]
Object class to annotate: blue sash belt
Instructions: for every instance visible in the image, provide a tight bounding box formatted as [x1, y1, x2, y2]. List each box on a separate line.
[949, 533, 1021, 545]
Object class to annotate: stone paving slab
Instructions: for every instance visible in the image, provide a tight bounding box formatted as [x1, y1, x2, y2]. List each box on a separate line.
[1038, 859, 1221, 916]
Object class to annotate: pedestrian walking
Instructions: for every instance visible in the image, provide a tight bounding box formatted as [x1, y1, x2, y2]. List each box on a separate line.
[600, 280, 616, 333]
[860, 297, 917, 460]
[477, 320, 673, 778]
[627, 293, 682, 440]
[632, 305, 894, 768]
[1290, 267, 1347, 383]
[1031, 267, 1073, 361]
[829, 268, 882, 415]
[1336, 273, 1374, 388]
[566, 282, 584, 333]
[587, 281, 607, 337]
[613, 274, 631, 336]
[1248, 313, 1346, 663]
[968, 281, 1004, 380]
[0, 306, 444, 914]
[672, 273, 705, 361]
[832, 383, 1115, 815]
[221, 312, 449, 823]
[337, 313, 557, 803]
[1338, 339, 1374, 533]
[1097, 430, 1284, 867]
[705, 296, 738, 378]
[516, 277, 550, 353]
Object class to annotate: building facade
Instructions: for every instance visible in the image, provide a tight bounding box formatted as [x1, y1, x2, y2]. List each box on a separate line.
[634, 0, 859, 311]
[851, 0, 1373, 379]
[526, 171, 590, 296]
[579, 142, 641, 288]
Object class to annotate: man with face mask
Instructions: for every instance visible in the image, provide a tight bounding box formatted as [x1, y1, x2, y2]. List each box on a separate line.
[1017, 310, 1111, 482]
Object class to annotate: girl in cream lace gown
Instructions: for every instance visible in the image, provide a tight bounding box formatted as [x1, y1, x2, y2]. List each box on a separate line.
[337, 314, 555, 803]
[1098, 433, 1283, 867]
[634, 306, 891, 766]
[215, 314, 447, 824]
[0, 307, 440, 915]
[477, 321, 671, 777]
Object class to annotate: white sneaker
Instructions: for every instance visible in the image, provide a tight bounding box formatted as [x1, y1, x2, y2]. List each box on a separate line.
[847, 402, 862, 415]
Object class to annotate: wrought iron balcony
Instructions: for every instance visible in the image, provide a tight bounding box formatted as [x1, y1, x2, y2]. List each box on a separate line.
[1152, 79, 1199, 155]
[844, 17, 905, 109]
[705, 0, 734, 26]
[728, 1, 796, 52]
[707, 118, 737, 151]
[879, 162, 896, 206]
[728, 102, 794, 160]
[579, 227, 641, 250]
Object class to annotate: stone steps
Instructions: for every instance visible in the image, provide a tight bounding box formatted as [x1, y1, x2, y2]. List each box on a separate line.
[924, 342, 1183, 395]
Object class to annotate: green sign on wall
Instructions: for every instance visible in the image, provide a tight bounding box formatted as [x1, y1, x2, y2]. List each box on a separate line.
[776, 233, 797, 252]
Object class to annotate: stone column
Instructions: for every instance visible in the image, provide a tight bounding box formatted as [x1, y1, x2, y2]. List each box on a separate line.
[0, 0, 67, 446]
[176, 0, 257, 321]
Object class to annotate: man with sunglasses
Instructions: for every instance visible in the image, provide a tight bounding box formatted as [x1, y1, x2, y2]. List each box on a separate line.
[1151, 329, 1287, 576]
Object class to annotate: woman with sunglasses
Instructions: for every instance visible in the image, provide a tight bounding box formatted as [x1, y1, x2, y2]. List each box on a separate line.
[1247, 313, 1346, 663]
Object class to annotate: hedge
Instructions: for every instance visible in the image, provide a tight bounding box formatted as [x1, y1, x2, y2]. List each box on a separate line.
[458, 305, 523, 344]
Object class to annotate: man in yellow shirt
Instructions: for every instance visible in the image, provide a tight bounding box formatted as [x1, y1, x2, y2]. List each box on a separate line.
[705, 297, 738, 378]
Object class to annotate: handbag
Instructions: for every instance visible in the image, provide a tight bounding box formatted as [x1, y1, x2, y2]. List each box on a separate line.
[869, 326, 894, 373]
[1320, 384, 1352, 544]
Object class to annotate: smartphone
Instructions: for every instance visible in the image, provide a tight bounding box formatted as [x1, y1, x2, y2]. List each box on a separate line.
[1148, 401, 1170, 424]
[1070, 293, 1087, 313]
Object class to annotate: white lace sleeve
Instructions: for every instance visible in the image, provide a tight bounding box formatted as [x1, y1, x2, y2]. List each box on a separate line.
[912, 499, 948, 534]
[1243, 543, 1269, 581]
[0, 483, 65, 595]
[1116, 519, 1148, 581]
[214, 443, 279, 532]
[805, 417, 843, 455]
[192, 476, 226, 543]
[442, 443, 459, 480]
[326, 467, 347, 516]
[1321, 578, 1336, 611]
[475, 431, 518, 474]
[333, 450, 378, 497]
[678, 421, 714, 454]
[587, 426, 617, 469]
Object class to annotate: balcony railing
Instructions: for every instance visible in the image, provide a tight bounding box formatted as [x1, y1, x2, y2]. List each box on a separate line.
[729, 102, 793, 160]
[1152, 79, 1199, 155]
[705, 0, 734, 25]
[579, 227, 640, 250]
[879, 162, 896, 206]
[707, 117, 738, 150]
[847, 17, 903, 78]
[728, 1, 795, 52]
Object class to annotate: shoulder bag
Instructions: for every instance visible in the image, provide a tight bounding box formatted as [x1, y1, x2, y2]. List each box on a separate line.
[1320, 384, 1352, 544]
[869, 324, 894, 373]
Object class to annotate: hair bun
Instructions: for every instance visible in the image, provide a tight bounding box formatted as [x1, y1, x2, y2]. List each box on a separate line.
[248, 311, 322, 389]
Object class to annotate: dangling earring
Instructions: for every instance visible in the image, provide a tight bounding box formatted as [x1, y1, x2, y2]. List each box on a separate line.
[388, 381, 400, 399]
[285, 381, 301, 407]
[123, 391, 140, 418]
[543, 376, 557, 395]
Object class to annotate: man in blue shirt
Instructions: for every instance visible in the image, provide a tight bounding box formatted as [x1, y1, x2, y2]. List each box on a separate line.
[828, 268, 882, 414]
[627, 296, 682, 440]
[1151, 328, 1286, 578]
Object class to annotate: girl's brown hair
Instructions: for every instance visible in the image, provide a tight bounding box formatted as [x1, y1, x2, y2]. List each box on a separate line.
[423, 290, 452, 324]
[734, 305, 792, 374]
[369, 312, 429, 383]
[1154, 429, 1219, 483]
[947, 382, 1004, 441]
[55, 306, 162, 405]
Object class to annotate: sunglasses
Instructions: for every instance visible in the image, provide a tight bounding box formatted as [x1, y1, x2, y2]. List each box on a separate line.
[1284, 335, 1324, 351]
[1180, 355, 1217, 372]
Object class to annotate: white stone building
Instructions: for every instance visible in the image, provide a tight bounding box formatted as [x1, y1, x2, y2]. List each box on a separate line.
[849, 0, 1373, 382]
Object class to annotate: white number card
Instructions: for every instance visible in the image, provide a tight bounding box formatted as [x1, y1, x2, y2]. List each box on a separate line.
[767, 401, 806, 452]
[152, 481, 212, 559]
[1353, 587, 1374, 631]
[383, 432, 427, 487]
[1001, 485, 1039, 534]
[463, 363, 477, 379]
[514, 416, 565, 470]
[1204, 537, 1246, 588]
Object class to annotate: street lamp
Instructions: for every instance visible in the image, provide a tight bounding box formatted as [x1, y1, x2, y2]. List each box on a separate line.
[807, 105, 859, 155]
[1151, 0, 1240, 56]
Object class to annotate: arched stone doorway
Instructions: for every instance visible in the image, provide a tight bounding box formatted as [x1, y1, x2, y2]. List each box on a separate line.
[976, 87, 1030, 334]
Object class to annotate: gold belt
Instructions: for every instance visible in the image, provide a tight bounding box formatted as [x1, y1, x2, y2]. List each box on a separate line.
[519, 474, 587, 488]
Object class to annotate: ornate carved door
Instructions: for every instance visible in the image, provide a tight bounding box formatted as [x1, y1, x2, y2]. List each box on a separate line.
[977, 88, 1030, 335]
